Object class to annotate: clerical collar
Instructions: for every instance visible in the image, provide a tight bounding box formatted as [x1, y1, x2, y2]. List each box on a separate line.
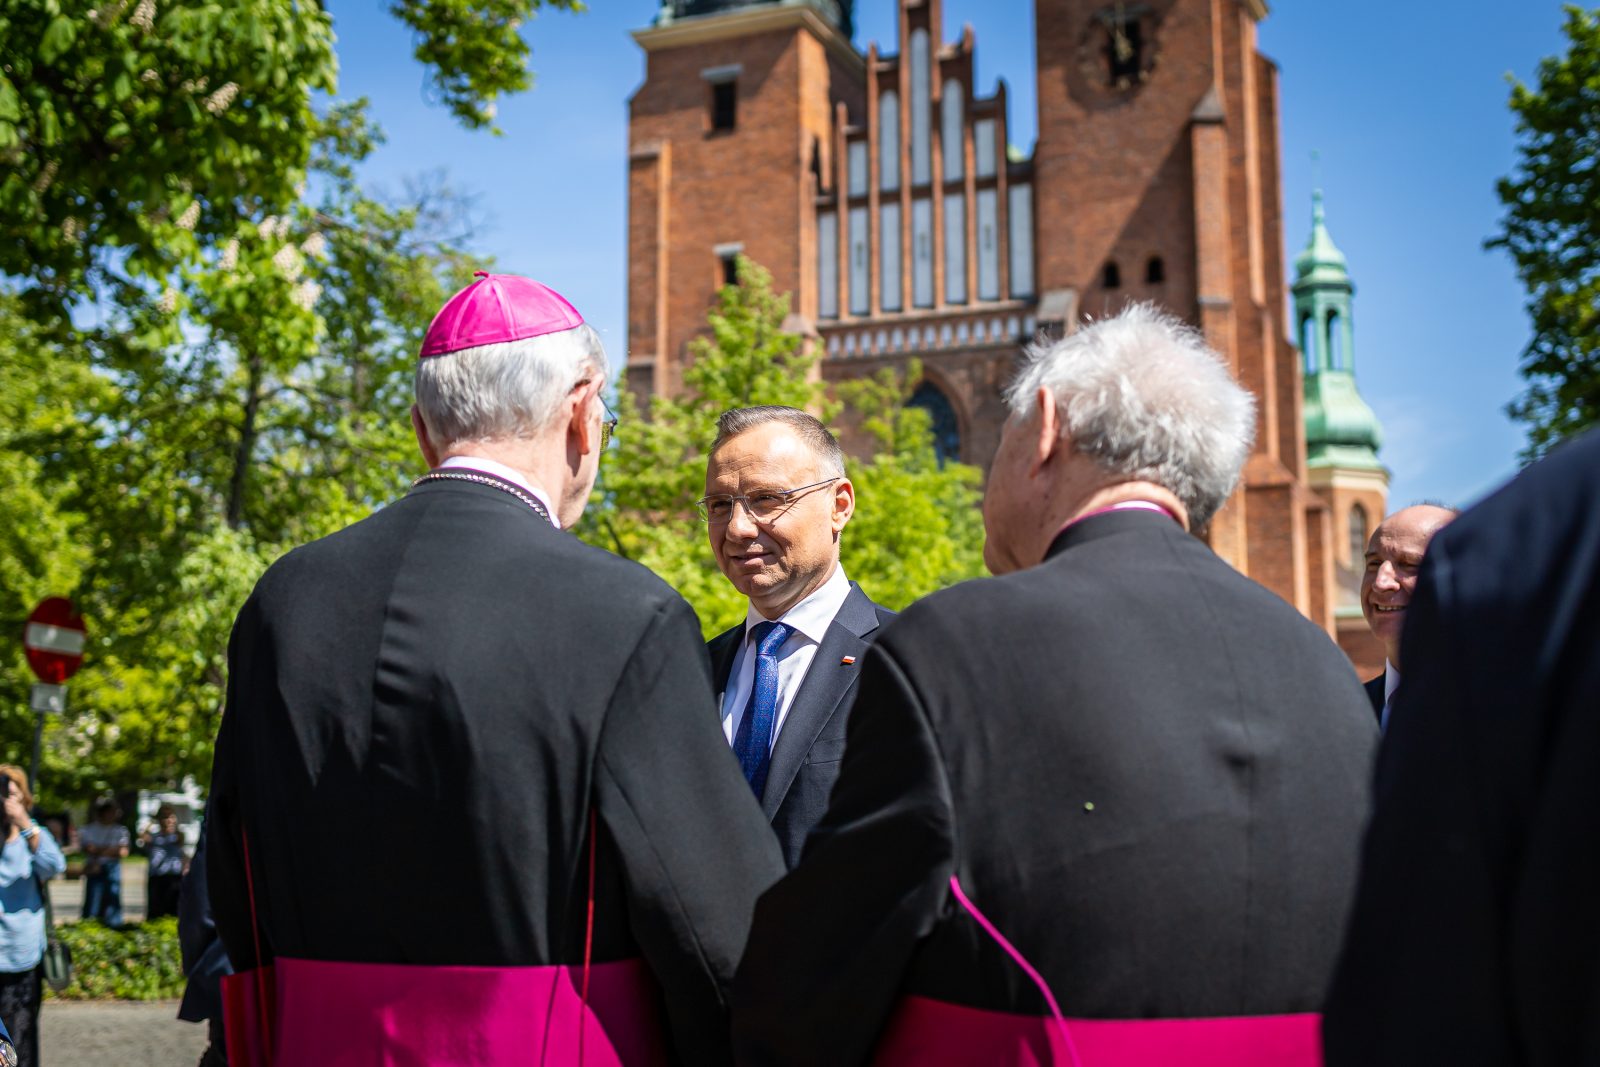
[437, 456, 560, 529]
[1056, 499, 1179, 540]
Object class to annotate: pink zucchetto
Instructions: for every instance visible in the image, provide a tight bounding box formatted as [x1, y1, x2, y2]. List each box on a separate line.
[419, 271, 585, 358]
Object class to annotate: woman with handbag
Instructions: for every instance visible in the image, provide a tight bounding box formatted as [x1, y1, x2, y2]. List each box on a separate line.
[0, 766, 65, 1066]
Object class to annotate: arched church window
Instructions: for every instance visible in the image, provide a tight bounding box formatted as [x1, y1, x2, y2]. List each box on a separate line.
[908, 382, 961, 466]
[1145, 256, 1165, 284]
[1299, 314, 1315, 373]
[1327, 310, 1344, 370]
[1102, 261, 1121, 289]
[1349, 503, 1368, 571]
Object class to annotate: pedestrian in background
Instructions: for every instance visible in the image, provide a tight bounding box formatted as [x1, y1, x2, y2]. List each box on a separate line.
[0, 765, 66, 1066]
[140, 805, 187, 920]
[78, 799, 128, 927]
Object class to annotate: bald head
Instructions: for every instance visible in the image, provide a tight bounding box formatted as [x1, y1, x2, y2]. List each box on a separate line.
[1360, 504, 1457, 669]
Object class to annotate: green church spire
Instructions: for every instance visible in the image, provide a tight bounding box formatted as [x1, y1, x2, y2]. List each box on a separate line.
[1295, 189, 1383, 471]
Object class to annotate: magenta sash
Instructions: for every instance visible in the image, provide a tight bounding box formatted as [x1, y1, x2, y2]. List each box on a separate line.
[225, 956, 666, 1066]
[875, 998, 1321, 1066]
[871, 877, 1322, 1066]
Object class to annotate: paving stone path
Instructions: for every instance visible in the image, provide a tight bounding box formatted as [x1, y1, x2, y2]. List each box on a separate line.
[40, 1000, 208, 1065]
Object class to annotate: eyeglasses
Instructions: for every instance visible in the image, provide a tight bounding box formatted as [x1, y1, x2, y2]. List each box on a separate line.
[696, 478, 839, 524]
[577, 379, 619, 451]
[599, 395, 618, 451]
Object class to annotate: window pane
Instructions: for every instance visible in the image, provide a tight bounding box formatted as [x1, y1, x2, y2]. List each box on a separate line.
[1008, 184, 1033, 298]
[913, 199, 934, 307]
[848, 141, 868, 197]
[849, 207, 869, 314]
[880, 202, 902, 311]
[945, 195, 966, 304]
[910, 30, 931, 185]
[818, 212, 838, 319]
[976, 189, 998, 300]
[879, 91, 900, 191]
[975, 119, 996, 179]
[942, 81, 964, 181]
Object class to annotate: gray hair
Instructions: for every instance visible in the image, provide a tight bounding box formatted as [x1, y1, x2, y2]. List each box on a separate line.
[711, 406, 846, 477]
[414, 323, 608, 446]
[1004, 303, 1255, 530]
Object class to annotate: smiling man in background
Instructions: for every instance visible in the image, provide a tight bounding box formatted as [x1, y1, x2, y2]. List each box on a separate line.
[1360, 504, 1457, 726]
[702, 406, 894, 869]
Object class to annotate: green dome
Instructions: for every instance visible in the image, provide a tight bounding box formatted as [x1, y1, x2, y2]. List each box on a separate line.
[1304, 373, 1384, 469]
[1293, 190, 1350, 290]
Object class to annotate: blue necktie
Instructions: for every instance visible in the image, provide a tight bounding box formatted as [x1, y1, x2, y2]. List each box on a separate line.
[732, 621, 793, 799]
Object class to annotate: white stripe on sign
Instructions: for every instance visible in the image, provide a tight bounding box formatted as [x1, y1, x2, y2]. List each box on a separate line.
[24, 623, 85, 655]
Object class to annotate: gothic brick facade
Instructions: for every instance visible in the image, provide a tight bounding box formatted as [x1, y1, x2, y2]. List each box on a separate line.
[628, 0, 1344, 637]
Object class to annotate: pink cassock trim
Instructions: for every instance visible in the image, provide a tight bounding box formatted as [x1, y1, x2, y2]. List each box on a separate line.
[229, 957, 667, 1066]
[874, 998, 1322, 1066]
[873, 877, 1323, 1065]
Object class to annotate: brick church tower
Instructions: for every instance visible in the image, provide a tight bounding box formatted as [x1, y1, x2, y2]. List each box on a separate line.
[627, 0, 1343, 635]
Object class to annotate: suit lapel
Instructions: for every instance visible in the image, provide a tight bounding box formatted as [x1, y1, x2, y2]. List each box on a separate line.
[707, 622, 745, 710]
[760, 585, 882, 819]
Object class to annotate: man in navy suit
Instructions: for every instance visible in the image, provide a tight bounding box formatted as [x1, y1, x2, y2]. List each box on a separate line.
[1357, 503, 1455, 726]
[702, 407, 894, 869]
[1325, 429, 1600, 1065]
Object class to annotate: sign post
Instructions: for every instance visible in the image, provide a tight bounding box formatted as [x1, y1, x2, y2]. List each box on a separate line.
[22, 598, 85, 792]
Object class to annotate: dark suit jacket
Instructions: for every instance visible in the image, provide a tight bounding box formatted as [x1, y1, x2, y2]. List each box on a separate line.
[707, 582, 894, 869]
[208, 474, 784, 1065]
[1324, 430, 1600, 1067]
[1364, 674, 1385, 723]
[734, 510, 1378, 1066]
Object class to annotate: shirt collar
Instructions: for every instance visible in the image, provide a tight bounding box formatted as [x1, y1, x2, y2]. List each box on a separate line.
[1383, 659, 1401, 703]
[744, 564, 851, 647]
[440, 455, 561, 529]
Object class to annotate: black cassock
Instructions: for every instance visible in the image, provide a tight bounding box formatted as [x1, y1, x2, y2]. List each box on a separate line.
[208, 473, 783, 1065]
[1325, 429, 1600, 1067]
[733, 510, 1378, 1065]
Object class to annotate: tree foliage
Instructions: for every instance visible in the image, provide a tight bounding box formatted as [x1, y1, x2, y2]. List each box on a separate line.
[1489, 4, 1600, 458]
[577, 258, 987, 638]
[0, 0, 572, 804]
[0, 0, 578, 309]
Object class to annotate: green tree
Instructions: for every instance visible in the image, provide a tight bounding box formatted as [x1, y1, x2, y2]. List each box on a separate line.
[1488, 4, 1600, 458]
[0, 0, 578, 307]
[578, 257, 986, 638]
[0, 129, 481, 802]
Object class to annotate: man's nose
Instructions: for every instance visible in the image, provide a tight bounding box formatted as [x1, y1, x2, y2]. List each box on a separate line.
[1373, 561, 1401, 590]
[724, 499, 761, 538]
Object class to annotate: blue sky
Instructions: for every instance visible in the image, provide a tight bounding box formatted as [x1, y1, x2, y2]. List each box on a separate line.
[328, 0, 1569, 511]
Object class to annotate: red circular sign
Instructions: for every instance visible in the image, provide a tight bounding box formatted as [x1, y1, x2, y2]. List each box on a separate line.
[24, 597, 85, 684]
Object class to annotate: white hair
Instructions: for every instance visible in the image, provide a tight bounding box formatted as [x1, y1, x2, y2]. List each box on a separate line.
[414, 323, 608, 446]
[1004, 303, 1256, 531]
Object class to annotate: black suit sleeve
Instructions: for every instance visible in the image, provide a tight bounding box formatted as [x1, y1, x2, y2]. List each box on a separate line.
[594, 595, 785, 1067]
[208, 594, 257, 974]
[733, 636, 957, 1067]
[1324, 544, 1517, 1066]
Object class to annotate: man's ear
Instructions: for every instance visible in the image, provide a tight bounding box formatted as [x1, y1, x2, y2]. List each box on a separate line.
[1029, 386, 1061, 478]
[412, 405, 441, 469]
[566, 383, 597, 461]
[831, 477, 856, 536]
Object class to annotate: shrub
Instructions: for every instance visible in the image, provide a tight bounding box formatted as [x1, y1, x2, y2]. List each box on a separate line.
[46, 918, 186, 1001]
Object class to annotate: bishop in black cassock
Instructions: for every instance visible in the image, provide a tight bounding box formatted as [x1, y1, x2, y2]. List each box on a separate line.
[208, 274, 782, 1066]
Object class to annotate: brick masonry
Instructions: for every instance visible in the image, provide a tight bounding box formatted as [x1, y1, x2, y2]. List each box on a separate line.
[628, 0, 1368, 654]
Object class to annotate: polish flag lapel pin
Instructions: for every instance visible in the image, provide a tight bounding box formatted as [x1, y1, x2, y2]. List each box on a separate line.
[841, 655, 856, 665]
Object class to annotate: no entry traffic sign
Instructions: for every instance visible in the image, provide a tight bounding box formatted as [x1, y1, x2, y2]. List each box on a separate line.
[24, 597, 85, 684]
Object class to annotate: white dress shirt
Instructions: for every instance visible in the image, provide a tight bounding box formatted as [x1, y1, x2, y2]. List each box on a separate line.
[440, 455, 560, 528]
[720, 565, 852, 751]
[1381, 659, 1401, 731]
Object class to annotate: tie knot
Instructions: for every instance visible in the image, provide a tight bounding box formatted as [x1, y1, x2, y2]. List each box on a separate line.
[751, 621, 792, 656]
